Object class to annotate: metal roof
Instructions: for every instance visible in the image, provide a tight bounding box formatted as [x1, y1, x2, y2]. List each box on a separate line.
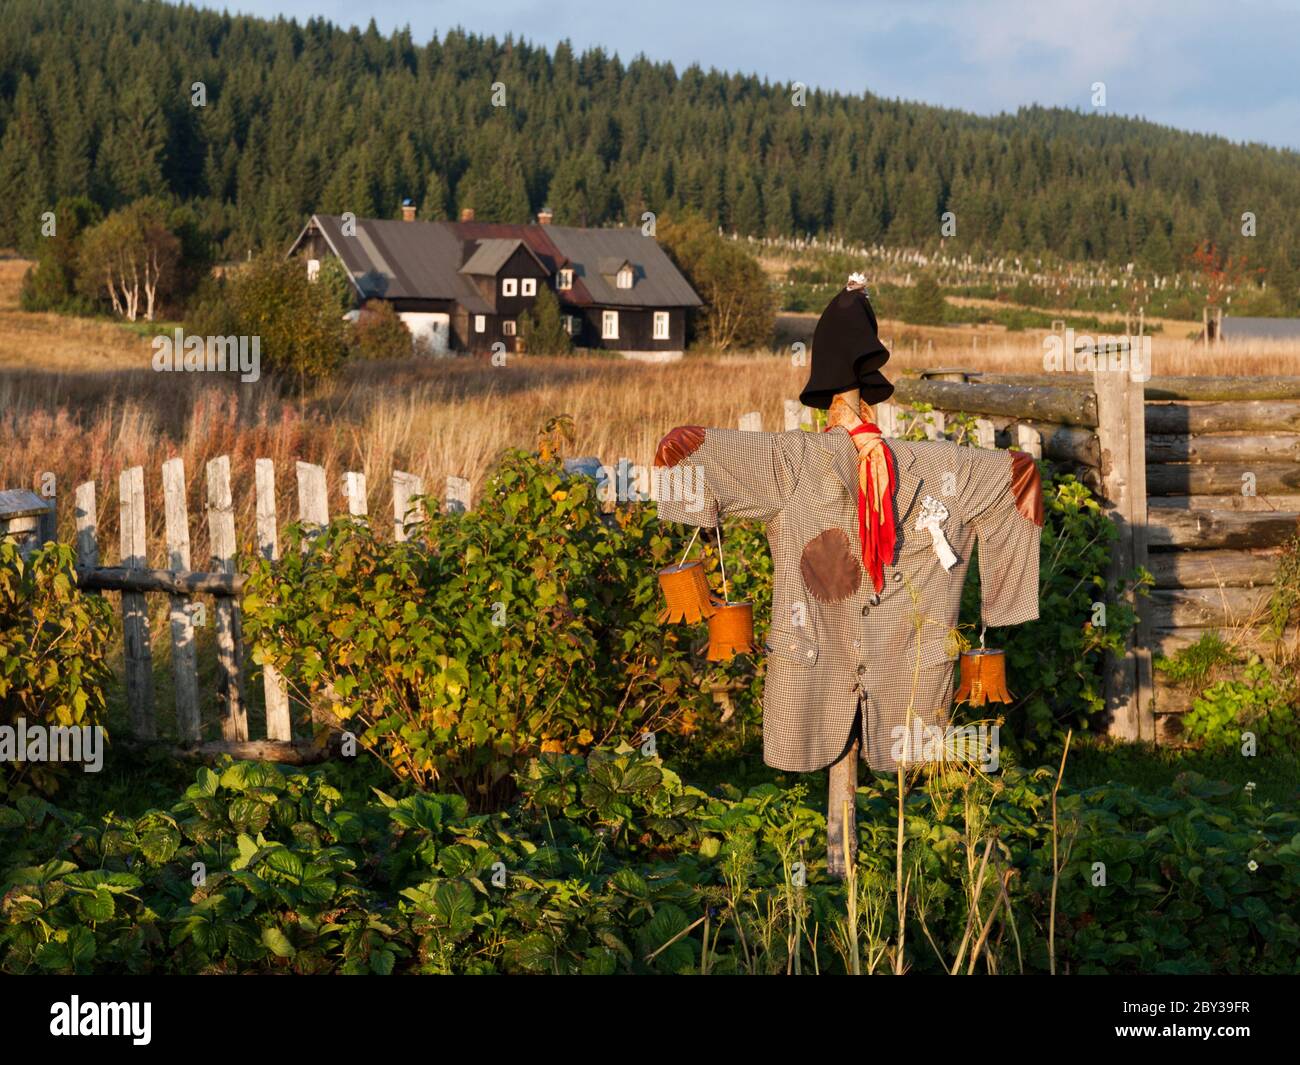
[1221, 316, 1300, 341]
[460, 238, 530, 276]
[290, 216, 700, 310]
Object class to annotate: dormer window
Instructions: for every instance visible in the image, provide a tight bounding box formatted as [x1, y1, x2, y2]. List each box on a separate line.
[557, 268, 573, 290]
[616, 265, 634, 289]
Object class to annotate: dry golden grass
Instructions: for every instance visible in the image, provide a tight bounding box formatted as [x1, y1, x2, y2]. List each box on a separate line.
[0, 255, 154, 371]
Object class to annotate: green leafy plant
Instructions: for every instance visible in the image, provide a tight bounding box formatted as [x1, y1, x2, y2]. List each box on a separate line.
[0, 541, 114, 798]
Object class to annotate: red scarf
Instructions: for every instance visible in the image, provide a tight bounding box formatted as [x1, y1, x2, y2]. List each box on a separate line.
[841, 422, 897, 593]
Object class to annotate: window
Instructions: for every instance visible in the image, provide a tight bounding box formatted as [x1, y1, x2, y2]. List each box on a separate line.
[616, 265, 634, 289]
[306, 258, 320, 282]
[557, 268, 573, 290]
[474, 315, 486, 334]
[502, 320, 517, 337]
[602, 310, 619, 340]
[501, 278, 517, 297]
[653, 311, 670, 340]
[564, 315, 580, 336]
[521, 277, 536, 296]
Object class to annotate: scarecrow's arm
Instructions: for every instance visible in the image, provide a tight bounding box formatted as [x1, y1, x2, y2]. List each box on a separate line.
[652, 426, 806, 526]
[954, 447, 1044, 627]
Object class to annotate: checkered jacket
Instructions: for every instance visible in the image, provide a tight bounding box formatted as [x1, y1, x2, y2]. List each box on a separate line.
[654, 427, 1042, 773]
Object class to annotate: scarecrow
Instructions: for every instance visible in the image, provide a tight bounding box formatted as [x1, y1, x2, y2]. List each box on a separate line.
[654, 275, 1044, 877]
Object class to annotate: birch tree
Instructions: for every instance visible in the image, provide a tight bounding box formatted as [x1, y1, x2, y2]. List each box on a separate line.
[77, 200, 180, 321]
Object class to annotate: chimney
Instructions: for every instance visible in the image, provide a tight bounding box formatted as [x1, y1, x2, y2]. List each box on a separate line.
[401, 198, 416, 222]
[459, 207, 475, 222]
[537, 206, 553, 225]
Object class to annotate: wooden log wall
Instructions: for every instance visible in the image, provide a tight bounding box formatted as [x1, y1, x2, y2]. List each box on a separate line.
[1142, 378, 1300, 741]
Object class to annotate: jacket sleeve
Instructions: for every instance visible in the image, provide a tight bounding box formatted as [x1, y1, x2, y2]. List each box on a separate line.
[652, 426, 806, 526]
[954, 447, 1043, 627]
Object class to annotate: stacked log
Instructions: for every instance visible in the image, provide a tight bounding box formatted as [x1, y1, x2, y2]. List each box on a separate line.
[1144, 378, 1300, 741]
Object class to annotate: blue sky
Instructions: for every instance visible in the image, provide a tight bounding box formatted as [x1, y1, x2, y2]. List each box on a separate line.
[202, 0, 1300, 150]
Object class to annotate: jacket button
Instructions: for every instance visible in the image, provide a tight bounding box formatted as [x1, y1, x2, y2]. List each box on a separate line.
[856, 665, 866, 675]
[892, 573, 903, 583]
[860, 604, 871, 616]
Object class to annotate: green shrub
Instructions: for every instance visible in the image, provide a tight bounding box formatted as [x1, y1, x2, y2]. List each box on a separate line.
[1183, 660, 1300, 757]
[242, 427, 698, 804]
[0, 541, 114, 797]
[349, 299, 413, 360]
[519, 286, 573, 355]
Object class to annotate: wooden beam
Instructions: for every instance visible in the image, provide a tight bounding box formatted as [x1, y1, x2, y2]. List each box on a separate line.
[1146, 433, 1300, 464]
[1141, 377, 1300, 402]
[893, 379, 1098, 427]
[1146, 462, 1300, 497]
[78, 567, 243, 596]
[1147, 548, 1279, 588]
[1146, 401, 1300, 434]
[1147, 508, 1300, 549]
[1148, 586, 1273, 629]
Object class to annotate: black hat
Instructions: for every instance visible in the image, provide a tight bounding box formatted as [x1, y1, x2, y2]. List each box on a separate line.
[800, 282, 893, 409]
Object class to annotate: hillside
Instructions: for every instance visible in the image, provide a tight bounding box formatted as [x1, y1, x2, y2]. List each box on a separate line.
[0, 0, 1298, 298]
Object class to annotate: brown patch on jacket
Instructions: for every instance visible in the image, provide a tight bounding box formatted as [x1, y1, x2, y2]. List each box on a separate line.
[799, 528, 862, 602]
[655, 426, 706, 467]
[1010, 452, 1044, 527]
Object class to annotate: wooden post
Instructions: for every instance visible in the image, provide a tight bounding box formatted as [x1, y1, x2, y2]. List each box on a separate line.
[1126, 375, 1154, 740]
[974, 418, 996, 450]
[37, 485, 55, 544]
[74, 481, 98, 577]
[255, 459, 292, 742]
[1015, 424, 1043, 460]
[444, 475, 471, 515]
[118, 466, 156, 740]
[393, 471, 424, 537]
[738, 411, 762, 432]
[924, 411, 946, 441]
[162, 458, 201, 744]
[1093, 368, 1152, 740]
[206, 456, 248, 742]
[344, 471, 368, 518]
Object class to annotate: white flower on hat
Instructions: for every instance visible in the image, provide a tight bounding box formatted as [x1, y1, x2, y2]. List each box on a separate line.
[846, 272, 869, 295]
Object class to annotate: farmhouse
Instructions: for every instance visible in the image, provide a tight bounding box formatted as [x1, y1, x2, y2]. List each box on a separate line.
[287, 204, 702, 356]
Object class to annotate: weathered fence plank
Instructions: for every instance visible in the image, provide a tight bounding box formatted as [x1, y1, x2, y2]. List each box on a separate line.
[444, 475, 471, 515]
[783, 399, 806, 432]
[255, 459, 292, 742]
[80, 568, 242, 596]
[206, 456, 248, 742]
[738, 411, 762, 432]
[296, 462, 329, 532]
[162, 458, 201, 745]
[875, 400, 901, 437]
[1015, 424, 1043, 460]
[393, 470, 424, 536]
[118, 466, 156, 741]
[344, 471, 368, 518]
[74, 481, 98, 574]
[973, 418, 995, 449]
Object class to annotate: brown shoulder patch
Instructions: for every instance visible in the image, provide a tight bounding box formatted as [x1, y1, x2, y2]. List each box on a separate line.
[799, 528, 862, 603]
[1010, 451, 1044, 527]
[654, 426, 706, 468]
